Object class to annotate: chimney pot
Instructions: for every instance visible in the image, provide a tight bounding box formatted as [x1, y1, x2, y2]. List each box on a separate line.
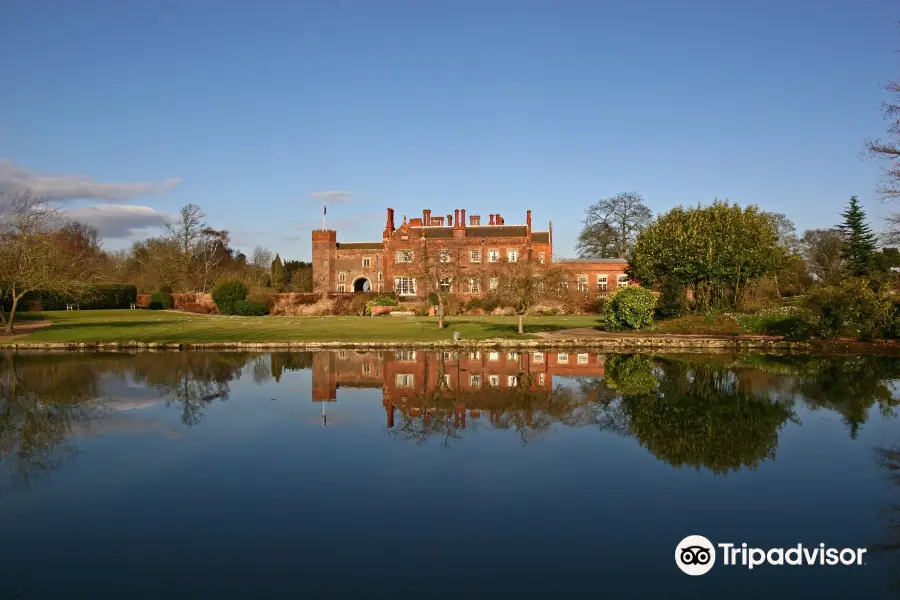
[447, 214, 452, 226]
[460, 209, 466, 228]
[489, 214, 495, 225]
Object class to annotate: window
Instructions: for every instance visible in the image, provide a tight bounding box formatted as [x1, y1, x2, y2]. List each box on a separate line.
[489, 277, 499, 291]
[489, 249, 500, 263]
[470, 375, 481, 388]
[439, 277, 452, 293]
[439, 250, 450, 263]
[338, 350, 347, 359]
[577, 353, 589, 365]
[470, 249, 481, 263]
[489, 375, 500, 388]
[577, 275, 588, 292]
[489, 351, 499, 361]
[558, 352, 569, 364]
[507, 352, 518, 361]
[533, 352, 544, 363]
[396, 250, 413, 263]
[376, 283, 384, 292]
[469, 278, 481, 293]
[395, 350, 417, 361]
[469, 351, 481, 360]
[507, 249, 518, 262]
[338, 272, 346, 282]
[363, 256, 371, 268]
[442, 351, 452, 361]
[377, 271, 383, 281]
[597, 275, 608, 290]
[362, 363, 371, 375]
[539, 252, 545, 264]
[508, 375, 518, 387]
[539, 373, 545, 386]
[443, 374, 451, 388]
[396, 374, 414, 387]
[337, 284, 346, 292]
[617, 274, 629, 287]
[394, 277, 416, 296]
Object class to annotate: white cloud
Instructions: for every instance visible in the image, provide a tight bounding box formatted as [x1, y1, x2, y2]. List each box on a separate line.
[64, 205, 176, 238]
[0, 159, 182, 201]
[310, 190, 352, 203]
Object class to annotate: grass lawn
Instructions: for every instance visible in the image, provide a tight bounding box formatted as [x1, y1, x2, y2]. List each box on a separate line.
[2, 310, 605, 343]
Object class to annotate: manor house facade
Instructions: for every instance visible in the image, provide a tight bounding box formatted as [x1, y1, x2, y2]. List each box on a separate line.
[312, 207, 628, 298]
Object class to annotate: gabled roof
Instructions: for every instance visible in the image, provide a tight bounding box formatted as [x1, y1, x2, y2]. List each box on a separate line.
[532, 232, 550, 244]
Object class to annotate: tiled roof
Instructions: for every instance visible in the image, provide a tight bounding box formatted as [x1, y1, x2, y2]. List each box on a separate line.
[466, 225, 528, 238]
[532, 232, 550, 244]
[336, 242, 383, 250]
[422, 227, 455, 238]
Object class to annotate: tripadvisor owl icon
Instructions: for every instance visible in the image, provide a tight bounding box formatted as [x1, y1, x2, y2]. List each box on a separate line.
[676, 535, 716, 576]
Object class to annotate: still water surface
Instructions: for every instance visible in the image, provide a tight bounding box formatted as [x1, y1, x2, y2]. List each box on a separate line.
[3, 350, 900, 598]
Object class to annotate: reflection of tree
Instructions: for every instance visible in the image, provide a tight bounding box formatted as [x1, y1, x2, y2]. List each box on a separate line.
[620, 359, 796, 475]
[874, 444, 900, 593]
[271, 352, 314, 382]
[794, 357, 900, 440]
[127, 352, 251, 426]
[0, 353, 96, 485]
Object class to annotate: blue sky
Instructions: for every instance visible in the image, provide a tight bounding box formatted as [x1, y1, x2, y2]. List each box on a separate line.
[1, 0, 898, 259]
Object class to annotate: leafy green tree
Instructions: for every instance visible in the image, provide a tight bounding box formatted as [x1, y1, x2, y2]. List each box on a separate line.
[629, 200, 785, 311]
[837, 196, 877, 277]
[270, 253, 285, 291]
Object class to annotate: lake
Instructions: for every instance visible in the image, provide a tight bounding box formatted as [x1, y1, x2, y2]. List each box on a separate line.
[2, 349, 900, 598]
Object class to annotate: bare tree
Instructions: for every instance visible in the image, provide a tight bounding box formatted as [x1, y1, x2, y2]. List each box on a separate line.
[196, 227, 230, 292]
[866, 71, 900, 201]
[249, 245, 274, 287]
[409, 238, 468, 328]
[497, 259, 567, 334]
[165, 204, 206, 289]
[0, 189, 97, 333]
[578, 192, 652, 258]
[801, 228, 844, 285]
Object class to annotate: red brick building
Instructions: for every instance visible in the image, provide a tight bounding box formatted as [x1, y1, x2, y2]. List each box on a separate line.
[312, 208, 629, 298]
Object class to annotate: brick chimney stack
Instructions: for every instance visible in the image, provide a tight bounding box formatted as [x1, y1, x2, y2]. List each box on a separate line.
[454, 209, 461, 229]
[526, 210, 532, 231]
[489, 214, 495, 225]
[423, 209, 431, 225]
[384, 208, 396, 239]
[460, 209, 466, 229]
[447, 213, 452, 226]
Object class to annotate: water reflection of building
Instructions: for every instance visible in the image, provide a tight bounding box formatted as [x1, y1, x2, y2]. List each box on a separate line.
[312, 350, 606, 427]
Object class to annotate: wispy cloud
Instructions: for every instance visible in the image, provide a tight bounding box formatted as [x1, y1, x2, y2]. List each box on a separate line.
[281, 234, 306, 241]
[310, 190, 352, 203]
[0, 159, 182, 202]
[64, 205, 176, 238]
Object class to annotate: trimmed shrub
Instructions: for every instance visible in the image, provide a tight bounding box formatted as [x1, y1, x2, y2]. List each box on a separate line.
[231, 300, 268, 316]
[655, 278, 688, 319]
[364, 294, 400, 315]
[149, 290, 174, 310]
[3, 284, 139, 311]
[212, 280, 249, 315]
[604, 286, 657, 331]
[158, 284, 174, 294]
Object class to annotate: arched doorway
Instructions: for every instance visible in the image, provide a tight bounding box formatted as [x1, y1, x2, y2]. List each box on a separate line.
[353, 277, 371, 293]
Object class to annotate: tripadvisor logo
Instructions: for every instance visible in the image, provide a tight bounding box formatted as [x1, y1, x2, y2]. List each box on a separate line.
[675, 535, 867, 576]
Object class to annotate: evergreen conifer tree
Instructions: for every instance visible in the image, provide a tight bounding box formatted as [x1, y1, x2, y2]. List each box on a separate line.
[837, 196, 877, 277]
[270, 253, 285, 291]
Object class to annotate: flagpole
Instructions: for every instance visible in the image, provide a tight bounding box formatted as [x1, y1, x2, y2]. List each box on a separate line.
[322, 201, 326, 229]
